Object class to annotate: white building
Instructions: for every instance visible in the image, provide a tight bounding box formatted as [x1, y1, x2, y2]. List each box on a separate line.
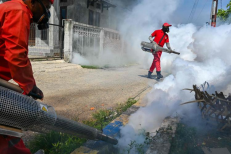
[1, 0, 135, 57]
[28, 0, 119, 57]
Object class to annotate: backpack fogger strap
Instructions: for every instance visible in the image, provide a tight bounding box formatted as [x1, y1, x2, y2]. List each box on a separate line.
[158, 33, 166, 45]
[0, 78, 23, 93]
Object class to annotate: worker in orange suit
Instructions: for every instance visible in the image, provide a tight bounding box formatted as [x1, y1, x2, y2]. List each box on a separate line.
[148, 23, 173, 79]
[0, 0, 54, 153]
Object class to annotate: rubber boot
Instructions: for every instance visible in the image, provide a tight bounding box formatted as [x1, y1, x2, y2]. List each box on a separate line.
[156, 71, 163, 79]
[147, 71, 152, 78]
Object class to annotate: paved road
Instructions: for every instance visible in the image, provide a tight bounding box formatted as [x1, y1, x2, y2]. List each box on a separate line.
[32, 60, 157, 121]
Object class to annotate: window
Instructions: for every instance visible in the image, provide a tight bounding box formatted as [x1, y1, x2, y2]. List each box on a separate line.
[89, 10, 94, 26]
[60, 6, 67, 26]
[95, 12, 100, 27]
[60, 0, 67, 2]
[89, 10, 100, 27]
[96, 3, 101, 9]
[29, 24, 36, 46]
[90, 1, 94, 6]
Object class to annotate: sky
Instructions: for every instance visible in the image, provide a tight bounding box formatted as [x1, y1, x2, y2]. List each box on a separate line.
[175, 0, 230, 25]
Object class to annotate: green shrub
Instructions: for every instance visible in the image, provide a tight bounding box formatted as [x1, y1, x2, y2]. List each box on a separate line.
[28, 131, 86, 154]
[170, 123, 203, 154]
[28, 98, 137, 153]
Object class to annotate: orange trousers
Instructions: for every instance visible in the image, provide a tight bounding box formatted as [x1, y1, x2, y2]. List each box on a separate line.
[149, 51, 162, 72]
[0, 135, 31, 154]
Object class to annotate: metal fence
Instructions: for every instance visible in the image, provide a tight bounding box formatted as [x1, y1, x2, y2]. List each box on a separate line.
[72, 23, 101, 57]
[63, 20, 123, 62]
[103, 28, 122, 54]
[28, 23, 64, 59]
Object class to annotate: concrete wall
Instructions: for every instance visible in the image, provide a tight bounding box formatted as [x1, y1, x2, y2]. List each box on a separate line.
[64, 20, 122, 62]
[103, 28, 122, 54]
[72, 22, 101, 58]
[49, 0, 61, 54]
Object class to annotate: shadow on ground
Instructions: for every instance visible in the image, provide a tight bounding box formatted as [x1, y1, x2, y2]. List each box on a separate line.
[139, 74, 164, 82]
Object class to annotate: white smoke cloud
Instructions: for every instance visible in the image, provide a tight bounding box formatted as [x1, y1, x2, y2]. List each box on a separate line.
[116, 0, 231, 153]
[71, 0, 184, 68]
[71, 0, 231, 151]
[119, 0, 182, 69]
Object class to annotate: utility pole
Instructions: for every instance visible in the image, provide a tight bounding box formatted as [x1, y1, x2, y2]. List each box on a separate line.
[210, 0, 218, 27]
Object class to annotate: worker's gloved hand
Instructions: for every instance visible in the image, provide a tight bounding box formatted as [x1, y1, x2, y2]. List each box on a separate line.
[149, 36, 153, 43]
[167, 49, 172, 53]
[28, 85, 44, 100]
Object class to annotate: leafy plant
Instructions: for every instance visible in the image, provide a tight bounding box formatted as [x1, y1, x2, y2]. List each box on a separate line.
[92, 109, 114, 130]
[217, 1, 231, 21]
[116, 98, 137, 115]
[125, 136, 151, 154]
[81, 65, 100, 69]
[28, 98, 137, 154]
[28, 131, 86, 154]
[169, 123, 204, 154]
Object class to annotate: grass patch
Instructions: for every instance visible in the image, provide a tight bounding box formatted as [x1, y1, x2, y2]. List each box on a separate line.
[125, 133, 152, 154]
[28, 98, 137, 154]
[170, 123, 203, 154]
[81, 65, 101, 69]
[170, 123, 231, 154]
[28, 131, 86, 154]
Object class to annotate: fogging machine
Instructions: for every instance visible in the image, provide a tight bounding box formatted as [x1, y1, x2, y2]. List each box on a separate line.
[141, 41, 180, 55]
[0, 78, 118, 145]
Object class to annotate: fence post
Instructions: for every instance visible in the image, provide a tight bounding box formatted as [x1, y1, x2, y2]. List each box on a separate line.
[64, 19, 73, 62]
[100, 28, 104, 53]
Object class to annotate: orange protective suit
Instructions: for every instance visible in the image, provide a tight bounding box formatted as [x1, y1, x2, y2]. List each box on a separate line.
[0, 0, 35, 94]
[149, 29, 169, 72]
[0, 0, 35, 153]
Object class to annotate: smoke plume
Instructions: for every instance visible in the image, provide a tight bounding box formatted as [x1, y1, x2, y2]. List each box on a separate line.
[116, 0, 231, 152]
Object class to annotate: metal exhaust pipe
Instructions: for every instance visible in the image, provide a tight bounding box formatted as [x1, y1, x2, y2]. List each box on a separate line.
[0, 80, 118, 145]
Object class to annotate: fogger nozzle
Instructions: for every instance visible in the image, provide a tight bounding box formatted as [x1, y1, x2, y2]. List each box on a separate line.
[0, 86, 118, 145]
[141, 41, 180, 55]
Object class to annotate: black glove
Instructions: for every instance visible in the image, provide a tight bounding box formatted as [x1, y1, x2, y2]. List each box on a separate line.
[28, 85, 44, 100]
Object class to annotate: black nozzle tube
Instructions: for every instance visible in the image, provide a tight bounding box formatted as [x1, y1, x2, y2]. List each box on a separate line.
[47, 116, 118, 145]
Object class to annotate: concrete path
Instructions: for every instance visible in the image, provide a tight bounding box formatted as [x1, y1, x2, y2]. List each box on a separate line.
[31, 60, 158, 121]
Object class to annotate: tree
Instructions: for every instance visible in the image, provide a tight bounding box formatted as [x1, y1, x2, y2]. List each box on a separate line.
[217, 1, 231, 21]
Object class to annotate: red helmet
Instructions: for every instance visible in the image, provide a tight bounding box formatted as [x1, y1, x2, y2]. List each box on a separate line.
[49, 0, 54, 4]
[163, 23, 172, 27]
[162, 23, 171, 33]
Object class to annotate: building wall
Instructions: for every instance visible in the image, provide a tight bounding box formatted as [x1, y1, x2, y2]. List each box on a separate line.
[66, 0, 112, 29]
[67, 0, 88, 24]
[107, 0, 139, 30]
[64, 20, 122, 63]
[54, 0, 138, 31]
[29, 0, 63, 57]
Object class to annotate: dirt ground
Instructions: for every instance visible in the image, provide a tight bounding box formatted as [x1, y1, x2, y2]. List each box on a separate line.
[31, 60, 158, 121]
